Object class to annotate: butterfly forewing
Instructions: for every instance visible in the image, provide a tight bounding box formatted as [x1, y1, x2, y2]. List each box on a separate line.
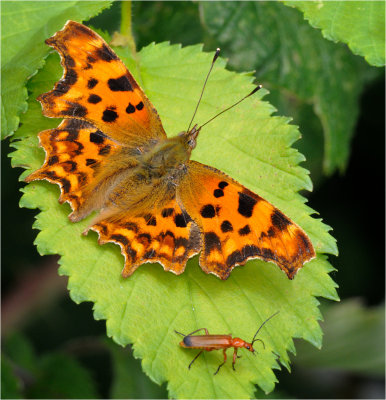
[39, 20, 166, 146]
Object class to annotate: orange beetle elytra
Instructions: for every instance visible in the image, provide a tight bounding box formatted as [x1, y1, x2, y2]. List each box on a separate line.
[175, 311, 279, 374]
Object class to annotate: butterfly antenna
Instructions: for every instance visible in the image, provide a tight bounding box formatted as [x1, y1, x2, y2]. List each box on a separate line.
[251, 311, 280, 345]
[198, 85, 262, 131]
[187, 48, 221, 133]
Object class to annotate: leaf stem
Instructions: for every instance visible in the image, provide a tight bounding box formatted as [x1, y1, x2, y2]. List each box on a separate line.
[120, 1, 137, 57]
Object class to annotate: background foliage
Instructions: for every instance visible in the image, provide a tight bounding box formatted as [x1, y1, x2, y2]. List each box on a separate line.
[2, 1, 385, 399]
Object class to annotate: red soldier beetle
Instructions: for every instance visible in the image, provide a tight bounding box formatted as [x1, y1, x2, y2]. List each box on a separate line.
[175, 311, 279, 375]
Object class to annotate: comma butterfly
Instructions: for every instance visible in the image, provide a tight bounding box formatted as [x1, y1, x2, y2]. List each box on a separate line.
[26, 21, 315, 280]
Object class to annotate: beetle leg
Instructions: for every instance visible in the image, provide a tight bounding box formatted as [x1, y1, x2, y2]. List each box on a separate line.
[232, 348, 239, 371]
[214, 349, 227, 375]
[188, 350, 203, 369]
[184, 328, 210, 337]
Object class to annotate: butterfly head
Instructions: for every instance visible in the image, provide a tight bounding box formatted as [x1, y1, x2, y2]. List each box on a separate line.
[178, 124, 201, 153]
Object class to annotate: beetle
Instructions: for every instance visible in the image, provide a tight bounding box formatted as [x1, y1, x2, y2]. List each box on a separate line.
[175, 311, 279, 375]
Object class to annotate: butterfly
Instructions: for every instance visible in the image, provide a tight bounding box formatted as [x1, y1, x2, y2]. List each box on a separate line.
[26, 20, 315, 280]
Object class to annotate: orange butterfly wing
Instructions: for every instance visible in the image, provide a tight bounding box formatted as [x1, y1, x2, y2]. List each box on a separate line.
[89, 199, 201, 277]
[177, 161, 316, 280]
[25, 119, 125, 222]
[39, 20, 166, 145]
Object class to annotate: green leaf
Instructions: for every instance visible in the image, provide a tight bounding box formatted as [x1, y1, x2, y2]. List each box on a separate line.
[13, 41, 338, 398]
[107, 339, 168, 399]
[3, 332, 37, 373]
[200, 1, 371, 175]
[1, 357, 23, 399]
[28, 353, 99, 399]
[295, 299, 385, 377]
[1, 0, 112, 139]
[2, 332, 99, 399]
[285, 1, 386, 67]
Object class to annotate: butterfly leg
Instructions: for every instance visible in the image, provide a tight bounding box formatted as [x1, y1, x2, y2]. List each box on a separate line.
[188, 351, 203, 369]
[214, 348, 227, 375]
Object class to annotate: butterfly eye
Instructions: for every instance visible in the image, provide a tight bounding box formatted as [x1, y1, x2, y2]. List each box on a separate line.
[188, 138, 196, 148]
[246, 346, 250, 350]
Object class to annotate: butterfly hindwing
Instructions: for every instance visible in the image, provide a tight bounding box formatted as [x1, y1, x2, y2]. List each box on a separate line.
[177, 161, 316, 280]
[90, 199, 201, 276]
[39, 20, 166, 146]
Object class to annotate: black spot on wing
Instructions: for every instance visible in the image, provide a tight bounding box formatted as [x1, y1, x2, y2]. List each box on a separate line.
[108, 76, 133, 92]
[48, 155, 59, 165]
[126, 103, 135, 114]
[87, 78, 98, 89]
[204, 232, 222, 256]
[238, 225, 251, 236]
[89, 131, 104, 144]
[136, 101, 144, 110]
[238, 191, 257, 218]
[221, 220, 233, 233]
[60, 178, 71, 194]
[62, 161, 77, 172]
[137, 233, 152, 246]
[88, 94, 102, 104]
[87, 55, 96, 64]
[75, 23, 93, 37]
[77, 172, 87, 185]
[61, 103, 87, 118]
[174, 213, 187, 228]
[218, 181, 229, 189]
[144, 214, 157, 226]
[226, 245, 261, 267]
[271, 209, 291, 231]
[54, 68, 77, 96]
[200, 204, 215, 218]
[123, 222, 139, 232]
[213, 189, 224, 198]
[98, 145, 111, 155]
[102, 109, 118, 122]
[65, 129, 79, 142]
[126, 246, 138, 262]
[144, 249, 156, 259]
[72, 141, 84, 156]
[86, 158, 97, 166]
[111, 234, 129, 247]
[65, 55, 76, 68]
[96, 44, 118, 62]
[162, 208, 174, 217]
[262, 248, 276, 260]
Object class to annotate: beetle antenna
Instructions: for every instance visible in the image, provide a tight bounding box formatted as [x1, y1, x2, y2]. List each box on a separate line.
[198, 85, 262, 131]
[251, 311, 280, 345]
[187, 48, 221, 133]
[174, 330, 185, 337]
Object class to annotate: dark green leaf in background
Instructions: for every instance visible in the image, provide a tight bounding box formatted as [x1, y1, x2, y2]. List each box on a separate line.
[200, 1, 375, 175]
[286, 1, 386, 67]
[2, 333, 99, 399]
[1, 357, 23, 399]
[295, 299, 385, 377]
